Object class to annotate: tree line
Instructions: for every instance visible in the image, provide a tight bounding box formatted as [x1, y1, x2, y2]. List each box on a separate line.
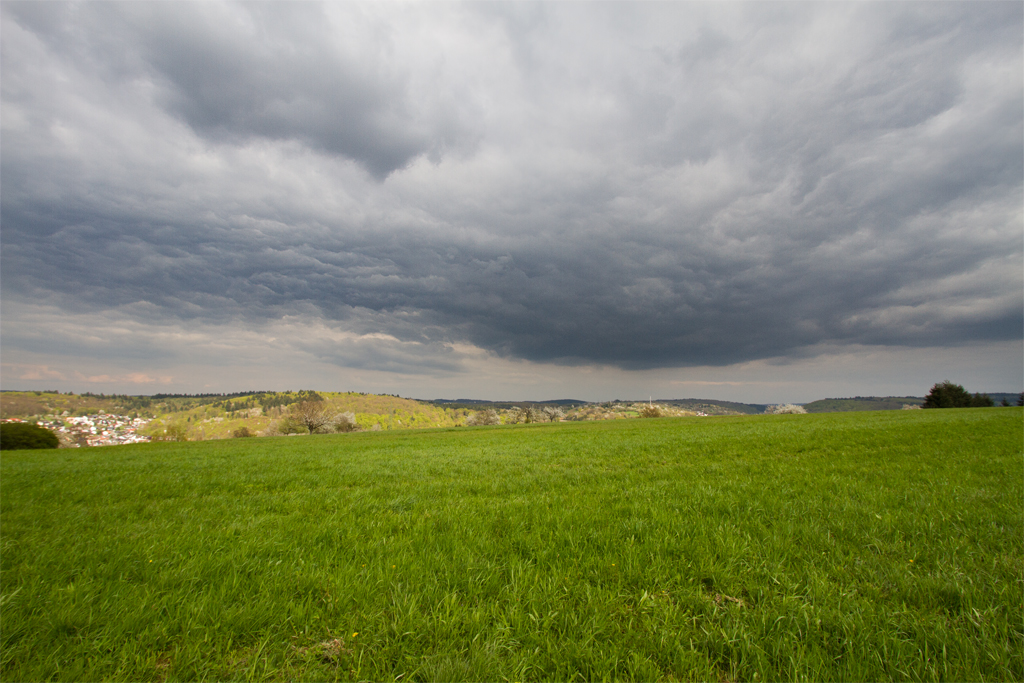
[923, 381, 1020, 408]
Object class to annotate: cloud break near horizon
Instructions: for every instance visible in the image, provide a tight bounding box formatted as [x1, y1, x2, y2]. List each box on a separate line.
[1, 2, 1021, 403]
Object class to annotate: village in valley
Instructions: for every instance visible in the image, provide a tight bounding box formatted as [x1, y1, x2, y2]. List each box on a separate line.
[2, 412, 151, 447]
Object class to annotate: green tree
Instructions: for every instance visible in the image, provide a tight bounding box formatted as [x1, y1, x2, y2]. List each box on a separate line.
[161, 422, 189, 442]
[923, 381, 992, 408]
[970, 393, 994, 407]
[0, 423, 60, 450]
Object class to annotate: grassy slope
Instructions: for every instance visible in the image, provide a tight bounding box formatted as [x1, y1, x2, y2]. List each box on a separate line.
[149, 392, 468, 440]
[1, 409, 1021, 681]
[1, 391, 467, 439]
[0, 392, 124, 418]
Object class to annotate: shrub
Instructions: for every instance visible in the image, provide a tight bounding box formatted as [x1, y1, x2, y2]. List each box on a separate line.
[232, 426, 254, 438]
[639, 405, 663, 418]
[332, 412, 360, 433]
[156, 422, 189, 442]
[0, 423, 60, 450]
[268, 417, 306, 435]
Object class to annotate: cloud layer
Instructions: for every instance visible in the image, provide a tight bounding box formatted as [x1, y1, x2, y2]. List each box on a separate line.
[2, 2, 1021, 395]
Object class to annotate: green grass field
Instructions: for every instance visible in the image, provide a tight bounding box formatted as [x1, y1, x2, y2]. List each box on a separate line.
[2, 409, 1021, 681]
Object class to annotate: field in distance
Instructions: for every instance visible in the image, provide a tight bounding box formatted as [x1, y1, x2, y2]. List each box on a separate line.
[2, 409, 1021, 681]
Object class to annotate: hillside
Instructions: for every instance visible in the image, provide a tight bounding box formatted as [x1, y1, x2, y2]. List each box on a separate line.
[0, 390, 260, 420]
[1, 390, 148, 419]
[141, 391, 468, 440]
[1, 390, 469, 443]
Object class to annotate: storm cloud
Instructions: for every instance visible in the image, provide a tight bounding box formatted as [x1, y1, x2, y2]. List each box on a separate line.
[2, 2, 1021, 396]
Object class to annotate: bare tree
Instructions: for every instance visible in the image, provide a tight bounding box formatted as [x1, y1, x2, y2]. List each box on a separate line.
[292, 400, 334, 434]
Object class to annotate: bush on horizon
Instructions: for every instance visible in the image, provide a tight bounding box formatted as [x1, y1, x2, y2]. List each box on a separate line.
[923, 381, 993, 408]
[638, 404, 664, 418]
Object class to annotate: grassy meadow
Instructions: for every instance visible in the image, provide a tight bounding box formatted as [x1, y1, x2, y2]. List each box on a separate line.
[1, 409, 1021, 681]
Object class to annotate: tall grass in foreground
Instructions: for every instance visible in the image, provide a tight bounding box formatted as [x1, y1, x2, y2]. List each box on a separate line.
[2, 409, 1021, 681]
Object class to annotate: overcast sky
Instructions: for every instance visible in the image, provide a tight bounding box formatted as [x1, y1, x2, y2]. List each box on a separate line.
[2, 1, 1021, 403]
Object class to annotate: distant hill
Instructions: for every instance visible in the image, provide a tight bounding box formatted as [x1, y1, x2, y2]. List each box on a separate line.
[803, 396, 924, 413]
[0, 390, 469, 440]
[428, 398, 589, 410]
[657, 399, 767, 415]
[1, 390, 167, 418]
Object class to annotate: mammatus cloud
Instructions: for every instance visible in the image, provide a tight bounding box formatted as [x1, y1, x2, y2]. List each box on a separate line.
[1, 2, 1021, 396]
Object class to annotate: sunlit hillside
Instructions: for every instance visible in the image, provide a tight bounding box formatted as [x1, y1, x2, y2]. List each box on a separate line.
[0, 390, 471, 442]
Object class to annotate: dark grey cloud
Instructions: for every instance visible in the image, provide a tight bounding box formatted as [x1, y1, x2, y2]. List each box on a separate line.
[4, 1, 476, 178]
[2, 1, 1021, 376]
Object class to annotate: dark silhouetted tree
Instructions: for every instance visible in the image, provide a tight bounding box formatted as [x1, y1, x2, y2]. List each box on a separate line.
[923, 381, 992, 408]
[970, 392, 993, 407]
